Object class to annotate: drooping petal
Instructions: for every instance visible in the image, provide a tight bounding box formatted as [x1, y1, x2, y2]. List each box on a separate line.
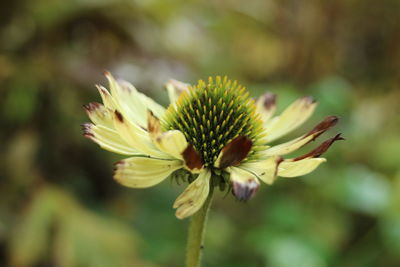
[113, 110, 168, 158]
[114, 157, 182, 188]
[262, 116, 339, 157]
[83, 102, 114, 128]
[82, 123, 139, 155]
[105, 72, 165, 129]
[240, 156, 283, 185]
[173, 170, 211, 219]
[215, 136, 253, 169]
[278, 158, 326, 177]
[264, 96, 317, 143]
[165, 79, 189, 105]
[227, 167, 260, 201]
[147, 111, 188, 160]
[255, 92, 277, 124]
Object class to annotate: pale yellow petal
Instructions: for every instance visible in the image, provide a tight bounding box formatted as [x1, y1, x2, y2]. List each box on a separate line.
[278, 158, 326, 177]
[173, 170, 211, 219]
[165, 79, 190, 105]
[147, 111, 188, 160]
[84, 102, 114, 128]
[154, 130, 188, 160]
[261, 135, 315, 157]
[105, 72, 165, 129]
[105, 73, 148, 128]
[255, 92, 276, 124]
[240, 156, 282, 185]
[265, 97, 317, 143]
[113, 111, 168, 158]
[96, 85, 116, 110]
[114, 157, 182, 188]
[82, 123, 139, 155]
[119, 79, 166, 119]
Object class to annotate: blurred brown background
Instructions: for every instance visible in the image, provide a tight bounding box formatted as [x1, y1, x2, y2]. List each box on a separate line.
[1, 0, 400, 266]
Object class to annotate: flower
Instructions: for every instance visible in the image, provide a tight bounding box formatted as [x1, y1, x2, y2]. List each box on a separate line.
[82, 73, 343, 219]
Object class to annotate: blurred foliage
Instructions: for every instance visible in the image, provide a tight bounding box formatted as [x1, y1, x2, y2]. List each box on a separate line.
[0, 0, 399, 266]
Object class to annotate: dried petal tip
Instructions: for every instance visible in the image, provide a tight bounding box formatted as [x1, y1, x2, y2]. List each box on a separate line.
[294, 133, 344, 161]
[81, 123, 94, 138]
[83, 102, 101, 112]
[233, 179, 260, 201]
[262, 92, 277, 110]
[306, 116, 339, 138]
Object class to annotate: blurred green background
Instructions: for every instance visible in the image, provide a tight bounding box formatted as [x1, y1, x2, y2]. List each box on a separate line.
[1, 0, 400, 266]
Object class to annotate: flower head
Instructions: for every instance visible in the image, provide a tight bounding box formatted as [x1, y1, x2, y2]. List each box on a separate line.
[83, 73, 343, 219]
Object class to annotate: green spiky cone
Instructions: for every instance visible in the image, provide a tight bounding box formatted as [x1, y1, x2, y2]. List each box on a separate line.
[162, 76, 266, 169]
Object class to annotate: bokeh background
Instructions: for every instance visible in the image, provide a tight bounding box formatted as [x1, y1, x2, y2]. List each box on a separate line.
[1, 0, 400, 266]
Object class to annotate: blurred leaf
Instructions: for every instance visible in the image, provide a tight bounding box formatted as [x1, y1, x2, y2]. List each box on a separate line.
[9, 186, 151, 267]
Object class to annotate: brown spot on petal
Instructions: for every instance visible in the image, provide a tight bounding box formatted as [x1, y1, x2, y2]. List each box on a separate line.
[305, 116, 339, 139]
[182, 144, 203, 170]
[262, 92, 276, 110]
[218, 136, 253, 169]
[114, 110, 124, 122]
[147, 110, 161, 135]
[274, 157, 284, 177]
[294, 133, 344, 161]
[233, 179, 259, 201]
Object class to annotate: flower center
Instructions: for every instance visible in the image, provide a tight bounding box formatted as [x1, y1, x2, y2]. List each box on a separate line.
[163, 77, 265, 168]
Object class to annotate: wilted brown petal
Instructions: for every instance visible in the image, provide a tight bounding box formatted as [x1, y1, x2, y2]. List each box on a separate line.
[305, 116, 339, 139]
[294, 133, 344, 161]
[182, 144, 203, 170]
[218, 136, 253, 169]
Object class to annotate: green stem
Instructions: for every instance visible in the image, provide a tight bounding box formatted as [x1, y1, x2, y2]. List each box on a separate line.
[185, 187, 214, 267]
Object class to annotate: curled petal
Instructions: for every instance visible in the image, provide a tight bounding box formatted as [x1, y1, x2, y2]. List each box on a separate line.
[82, 123, 139, 155]
[255, 92, 277, 123]
[173, 170, 211, 219]
[265, 96, 317, 143]
[114, 157, 182, 188]
[228, 167, 260, 201]
[262, 116, 339, 157]
[215, 136, 253, 169]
